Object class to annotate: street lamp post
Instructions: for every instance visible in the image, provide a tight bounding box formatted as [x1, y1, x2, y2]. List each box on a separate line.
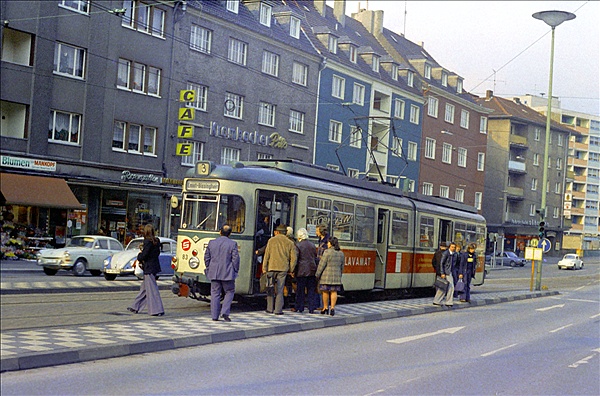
[532, 10, 575, 290]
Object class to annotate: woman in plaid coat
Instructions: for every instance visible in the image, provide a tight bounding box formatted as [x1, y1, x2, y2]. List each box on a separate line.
[315, 236, 344, 316]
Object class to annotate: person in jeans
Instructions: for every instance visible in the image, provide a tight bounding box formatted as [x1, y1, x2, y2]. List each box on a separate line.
[263, 224, 297, 315]
[458, 243, 478, 303]
[128, 224, 164, 316]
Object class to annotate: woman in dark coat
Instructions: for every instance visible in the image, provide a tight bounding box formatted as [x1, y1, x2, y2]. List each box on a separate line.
[315, 236, 344, 316]
[128, 224, 164, 316]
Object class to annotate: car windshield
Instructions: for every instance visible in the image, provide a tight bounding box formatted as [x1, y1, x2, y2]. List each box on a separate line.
[67, 237, 95, 248]
[126, 239, 144, 250]
[564, 254, 577, 259]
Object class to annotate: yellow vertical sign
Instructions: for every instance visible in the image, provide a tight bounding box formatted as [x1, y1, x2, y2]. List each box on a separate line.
[180, 90, 195, 102]
[178, 125, 194, 138]
[176, 143, 193, 156]
[179, 107, 195, 121]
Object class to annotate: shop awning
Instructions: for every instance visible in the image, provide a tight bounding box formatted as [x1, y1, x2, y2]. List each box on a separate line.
[0, 173, 82, 209]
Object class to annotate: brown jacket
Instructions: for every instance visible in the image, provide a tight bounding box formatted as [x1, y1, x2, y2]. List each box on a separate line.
[263, 234, 297, 273]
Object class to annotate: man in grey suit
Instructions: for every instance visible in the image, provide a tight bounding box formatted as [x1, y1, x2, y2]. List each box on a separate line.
[204, 225, 240, 322]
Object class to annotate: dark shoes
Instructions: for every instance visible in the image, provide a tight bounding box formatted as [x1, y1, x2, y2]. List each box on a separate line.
[151, 313, 164, 316]
[265, 310, 273, 314]
[274, 312, 284, 315]
[222, 314, 231, 322]
[321, 308, 329, 315]
[330, 309, 335, 316]
[127, 307, 138, 314]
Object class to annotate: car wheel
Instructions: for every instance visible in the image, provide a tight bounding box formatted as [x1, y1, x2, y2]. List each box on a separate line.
[43, 267, 58, 276]
[558, 265, 561, 270]
[510, 261, 516, 267]
[104, 273, 117, 281]
[72, 260, 87, 276]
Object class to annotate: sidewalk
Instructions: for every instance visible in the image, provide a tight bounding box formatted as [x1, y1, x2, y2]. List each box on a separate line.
[0, 288, 558, 373]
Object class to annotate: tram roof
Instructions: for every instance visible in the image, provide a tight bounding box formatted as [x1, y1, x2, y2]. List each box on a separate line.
[186, 160, 484, 221]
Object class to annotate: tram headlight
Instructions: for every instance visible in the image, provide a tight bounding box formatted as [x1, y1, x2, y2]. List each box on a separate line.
[189, 256, 200, 269]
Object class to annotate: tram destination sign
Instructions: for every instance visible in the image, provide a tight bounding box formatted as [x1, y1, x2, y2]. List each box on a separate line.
[186, 180, 219, 192]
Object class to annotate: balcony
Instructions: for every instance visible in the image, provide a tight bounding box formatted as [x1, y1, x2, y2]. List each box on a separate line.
[569, 223, 584, 232]
[509, 134, 528, 146]
[572, 190, 585, 199]
[568, 157, 588, 167]
[571, 206, 584, 215]
[505, 186, 524, 200]
[565, 170, 575, 181]
[574, 174, 587, 183]
[508, 160, 526, 173]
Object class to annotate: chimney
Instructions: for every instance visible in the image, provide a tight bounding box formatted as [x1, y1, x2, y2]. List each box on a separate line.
[352, 8, 384, 34]
[314, 0, 326, 17]
[333, 0, 346, 27]
[513, 97, 521, 104]
[418, 41, 425, 48]
[486, 90, 493, 100]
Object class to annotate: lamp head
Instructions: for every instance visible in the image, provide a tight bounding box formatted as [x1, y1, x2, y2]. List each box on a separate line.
[532, 10, 576, 28]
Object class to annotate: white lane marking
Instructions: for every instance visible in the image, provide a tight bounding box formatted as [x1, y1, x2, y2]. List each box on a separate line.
[549, 323, 573, 333]
[481, 343, 519, 357]
[536, 304, 565, 312]
[573, 286, 585, 291]
[590, 313, 600, 319]
[566, 298, 599, 303]
[569, 355, 595, 368]
[387, 326, 465, 345]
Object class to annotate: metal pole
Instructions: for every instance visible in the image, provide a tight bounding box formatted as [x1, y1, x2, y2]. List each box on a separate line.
[536, 26, 556, 291]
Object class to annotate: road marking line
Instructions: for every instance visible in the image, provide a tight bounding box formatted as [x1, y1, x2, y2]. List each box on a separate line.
[387, 326, 465, 344]
[590, 313, 600, 319]
[549, 323, 573, 333]
[569, 354, 595, 368]
[573, 286, 585, 291]
[481, 343, 519, 357]
[536, 304, 565, 312]
[566, 298, 599, 303]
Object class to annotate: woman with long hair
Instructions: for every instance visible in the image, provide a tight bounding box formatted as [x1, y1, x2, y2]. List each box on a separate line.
[315, 236, 344, 316]
[128, 224, 164, 316]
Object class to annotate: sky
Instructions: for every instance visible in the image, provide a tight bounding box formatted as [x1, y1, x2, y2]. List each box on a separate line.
[334, 1, 600, 116]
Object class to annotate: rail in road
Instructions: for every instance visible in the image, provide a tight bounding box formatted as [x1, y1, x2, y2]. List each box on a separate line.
[1, 288, 558, 373]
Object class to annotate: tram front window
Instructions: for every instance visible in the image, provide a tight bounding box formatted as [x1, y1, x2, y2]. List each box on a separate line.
[181, 194, 245, 233]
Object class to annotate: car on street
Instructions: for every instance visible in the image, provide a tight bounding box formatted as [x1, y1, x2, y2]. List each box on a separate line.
[485, 251, 527, 267]
[37, 235, 124, 276]
[557, 254, 584, 270]
[103, 237, 176, 280]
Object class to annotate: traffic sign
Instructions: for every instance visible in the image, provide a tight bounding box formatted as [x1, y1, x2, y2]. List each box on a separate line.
[538, 238, 551, 253]
[530, 238, 539, 248]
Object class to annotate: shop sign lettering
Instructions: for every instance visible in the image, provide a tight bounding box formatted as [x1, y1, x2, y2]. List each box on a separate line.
[121, 171, 160, 184]
[210, 122, 287, 149]
[1, 155, 56, 172]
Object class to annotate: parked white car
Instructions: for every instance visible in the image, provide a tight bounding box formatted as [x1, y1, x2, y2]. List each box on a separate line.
[103, 237, 176, 280]
[557, 254, 584, 270]
[37, 235, 124, 276]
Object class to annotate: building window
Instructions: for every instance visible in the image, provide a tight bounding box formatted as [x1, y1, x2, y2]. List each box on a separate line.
[556, 157, 563, 170]
[392, 137, 403, 157]
[290, 16, 301, 39]
[445, 103, 455, 123]
[112, 121, 156, 155]
[181, 140, 203, 166]
[53, 42, 85, 78]
[1, 28, 34, 67]
[224, 92, 243, 119]
[407, 141, 418, 161]
[457, 79, 463, 94]
[475, 192, 482, 210]
[0, 101, 28, 139]
[458, 147, 467, 167]
[455, 188, 464, 202]
[553, 207, 560, 219]
[391, 64, 398, 81]
[221, 147, 240, 165]
[409, 105, 420, 124]
[259, 3, 272, 27]
[440, 185, 449, 198]
[289, 110, 304, 134]
[531, 178, 538, 191]
[328, 35, 337, 54]
[348, 168, 359, 178]
[117, 58, 161, 95]
[441, 72, 448, 87]
[228, 38, 247, 65]
[425, 138, 436, 159]
[147, 66, 160, 96]
[555, 182, 562, 194]
[529, 204, 536, 216]
[480, 116, 488, 134]
[534, 128, 541, 141]
[477, 152, 485, 171]
[408, 180, 415, 192]
[258, 153, 273, 160]
[332, 75, 345, 99]
[352, 83, 365, 106]
[226, 0, 239, 13]
[131, 62, 146, 92]
[122, 1, 165, 38]
[424, 64, 431, 79]
[422, 182, 433, 196]
[372, 56, 379, 72]
[258, 102, 276, 127]
[533, 153, 540, 166]
[394, 99, 405, 119]
[350, 126, 362, 148]
[186, 83, 208, 111]
[329, 120, 342, 143]
[326, 164, 340, 171]
[59, 0, 89, 14]
[261, 50, 279, 77]
[190, 25, 212, 54]
[407, 71, 414, 87]
[49, 110, 80, 144]
[427, 97, 438, 118]
[460, 109, 470, 129]
[557, 134, 564, 146]
[292, 62, 308, 86]
[349, 46, 357, 63]
[442, 143, 452, 164]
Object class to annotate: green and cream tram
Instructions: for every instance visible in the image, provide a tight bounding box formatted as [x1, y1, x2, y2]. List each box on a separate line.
[170, 160, 486, 301]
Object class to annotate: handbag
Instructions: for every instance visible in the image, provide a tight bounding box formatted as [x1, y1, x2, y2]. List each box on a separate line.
[455, 278, 465, 293]
[260, 272, 274, 293]
[434, 276, 449, 292]
[134, 260, 144, 278]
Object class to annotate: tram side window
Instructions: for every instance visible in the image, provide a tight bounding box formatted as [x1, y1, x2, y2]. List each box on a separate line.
[219, 195, 245, 233]
[476, 226, 486, 252]
[454, 222, 476, 249]
[181, 194, 245, 233]
[391, 211, 409, 246]
[355, 205, 375, 243]
[332, 201, 354, 241]
[419, 216, 435, 247]
[306, 197, 331, 237]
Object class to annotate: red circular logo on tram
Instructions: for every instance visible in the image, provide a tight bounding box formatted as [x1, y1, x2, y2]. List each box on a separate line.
[181, 239, 191, 251]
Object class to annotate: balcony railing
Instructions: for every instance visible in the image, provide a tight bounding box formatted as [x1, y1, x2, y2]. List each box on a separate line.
[509, 134, 528, 146]
[505, 186, 524, 200]
[508, 160, 526, 173]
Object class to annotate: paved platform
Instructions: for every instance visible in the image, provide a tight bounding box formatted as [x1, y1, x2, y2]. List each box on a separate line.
[0, 289, 559, 373]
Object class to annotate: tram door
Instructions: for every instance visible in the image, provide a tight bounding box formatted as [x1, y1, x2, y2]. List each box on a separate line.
[374, 208, 390, 289]
[438, 219, 453, 245]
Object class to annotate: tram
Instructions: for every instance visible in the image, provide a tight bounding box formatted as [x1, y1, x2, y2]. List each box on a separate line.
[170, 160, 486, 301]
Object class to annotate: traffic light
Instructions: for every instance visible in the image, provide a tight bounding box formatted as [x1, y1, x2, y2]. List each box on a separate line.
[538, 221, 546, 238]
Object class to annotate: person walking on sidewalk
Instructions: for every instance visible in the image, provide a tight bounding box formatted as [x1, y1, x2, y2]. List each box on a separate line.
[128, 224, 164, 316]
[458, 243, 478, 303]
[204, 224, 240, 322]
[433, 242, 457, 308]
[263, 224, 297, 315]
[315, 237, 344, 316]
[293, 228, 318, 313]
